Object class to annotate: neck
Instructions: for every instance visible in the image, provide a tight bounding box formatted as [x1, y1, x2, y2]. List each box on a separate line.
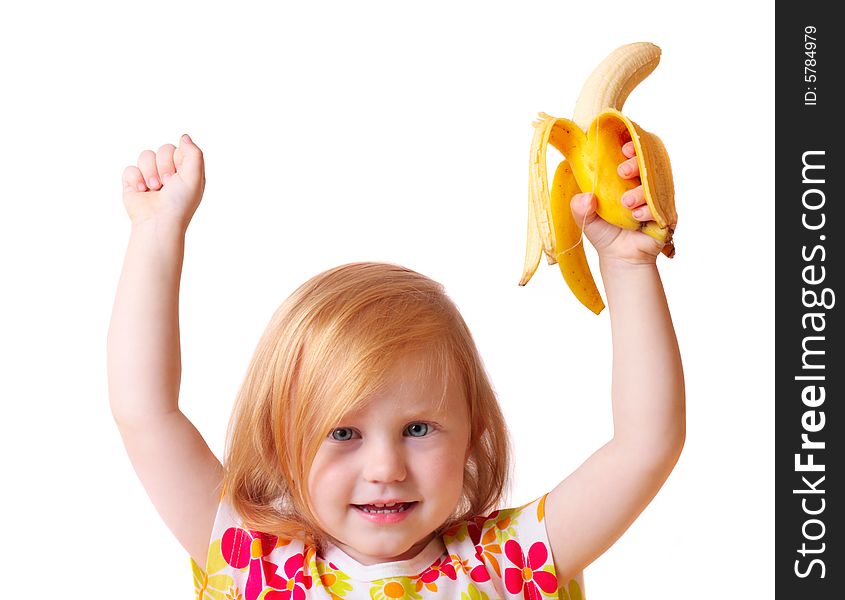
[329, 532, 437, 566]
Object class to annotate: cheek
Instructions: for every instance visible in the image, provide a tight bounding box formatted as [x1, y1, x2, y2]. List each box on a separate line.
[413, 447, 466, 491]
[308, 452, 352, 514]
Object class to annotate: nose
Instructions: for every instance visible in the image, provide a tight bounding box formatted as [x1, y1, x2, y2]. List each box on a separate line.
[361, 437, 407, 483]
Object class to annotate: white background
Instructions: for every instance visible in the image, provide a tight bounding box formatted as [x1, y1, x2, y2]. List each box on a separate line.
[0, 1, 773, 597]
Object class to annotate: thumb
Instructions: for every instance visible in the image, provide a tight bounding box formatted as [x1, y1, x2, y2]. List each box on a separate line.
[569, 191, 619, 251]
[569, 192, 598, 228]
[173, 134, 204, 185]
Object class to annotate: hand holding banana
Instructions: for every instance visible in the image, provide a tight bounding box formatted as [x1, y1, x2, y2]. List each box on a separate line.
[570, 141, 665, 263]
[520, 42, 677, 314]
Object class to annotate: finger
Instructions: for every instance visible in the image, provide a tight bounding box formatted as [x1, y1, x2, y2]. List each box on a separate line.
[137, 149, 162, 190]
[569, 192, 599, 227]
[175, 134, 204, 179]
[122, 165, 147, 192]
[630, 204, 653, 222]
[621, 140, 636, 159]
[155, 143, 177, 183]
[621, 185, 645, 209]
[617, 156, 640, 179]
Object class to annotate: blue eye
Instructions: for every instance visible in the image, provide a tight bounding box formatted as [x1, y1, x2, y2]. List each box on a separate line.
[405, 422, 429, 437]
[330, 428, 357, 441]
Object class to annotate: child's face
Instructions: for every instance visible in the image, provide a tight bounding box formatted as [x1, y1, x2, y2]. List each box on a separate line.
[306, 349, 470, 565]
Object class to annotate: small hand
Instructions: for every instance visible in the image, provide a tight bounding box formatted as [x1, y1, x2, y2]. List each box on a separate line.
[121, 134, 206, 231]
[570, 140, 667, 265]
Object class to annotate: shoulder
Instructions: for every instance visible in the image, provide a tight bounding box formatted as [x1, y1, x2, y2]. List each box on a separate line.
[477, 494, 586, 599]
[441, 494, 562, 596]
[465, 493, 551, 547]
[443, 494, 548, 545]
[192, 497, 314, 598]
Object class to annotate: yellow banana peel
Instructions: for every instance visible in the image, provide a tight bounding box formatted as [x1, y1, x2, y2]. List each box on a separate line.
[520, 42, 677, 314]
[549, 160, 605, 314]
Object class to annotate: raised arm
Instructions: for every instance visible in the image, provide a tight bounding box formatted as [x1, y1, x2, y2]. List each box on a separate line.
[107, 135, 223, 567]
[543, 142, 686, 582]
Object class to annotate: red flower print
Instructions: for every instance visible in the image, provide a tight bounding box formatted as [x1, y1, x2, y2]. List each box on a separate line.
[263, 553, 314, 600]
[483, 509, 502, 521]
[466, 519, 484, 546]
[414, 556, 458, 592]
[472, 524, 503, 580]
[503, 540, 558, 600]
[221, 527, 312, 600]
[470, 562, 492, 583]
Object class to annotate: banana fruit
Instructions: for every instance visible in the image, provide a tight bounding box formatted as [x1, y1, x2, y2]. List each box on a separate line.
[520, 42, 677, 314]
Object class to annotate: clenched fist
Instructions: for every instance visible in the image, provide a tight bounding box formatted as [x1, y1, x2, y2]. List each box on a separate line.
[121, 134, 206, 232]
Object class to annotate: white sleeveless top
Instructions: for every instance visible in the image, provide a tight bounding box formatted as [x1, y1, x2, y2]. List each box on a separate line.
[191, 492, 586, 599]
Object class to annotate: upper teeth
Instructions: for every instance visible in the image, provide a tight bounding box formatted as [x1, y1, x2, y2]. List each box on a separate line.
[373, 502, 397, 507]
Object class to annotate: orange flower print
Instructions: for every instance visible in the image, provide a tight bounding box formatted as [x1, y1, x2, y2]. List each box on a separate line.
[370, 577, 422, 599]
[449, 553, 472, 576]
[317, 561, 352, 598]
[502, 540, 558, 599]
[490, 513, 516, 538]
[536, 495, 546, 522]
[442, 523, 468, 542]
[225, 587, 244, 600]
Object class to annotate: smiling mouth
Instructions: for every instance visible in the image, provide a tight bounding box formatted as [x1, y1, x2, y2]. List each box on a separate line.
[353, 502, 416, 514]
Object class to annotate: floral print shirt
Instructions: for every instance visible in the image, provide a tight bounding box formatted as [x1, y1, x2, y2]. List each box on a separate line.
[192, 493, 585, 600]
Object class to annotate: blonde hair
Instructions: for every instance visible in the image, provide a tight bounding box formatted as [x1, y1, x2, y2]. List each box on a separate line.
[221, 261, 511, 550]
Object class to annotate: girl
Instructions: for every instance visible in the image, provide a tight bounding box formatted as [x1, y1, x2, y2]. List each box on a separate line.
[108, 134, 685, 599]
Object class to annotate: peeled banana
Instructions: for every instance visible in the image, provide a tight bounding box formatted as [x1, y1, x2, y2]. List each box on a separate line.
[520, 42, 677, 314]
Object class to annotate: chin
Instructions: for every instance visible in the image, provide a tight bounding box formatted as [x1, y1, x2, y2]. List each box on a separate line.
[358, 535, 424, 563]
[364, 538, 413, 557]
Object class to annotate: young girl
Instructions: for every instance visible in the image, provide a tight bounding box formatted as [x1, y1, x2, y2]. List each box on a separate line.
[108, 133, 684, 599]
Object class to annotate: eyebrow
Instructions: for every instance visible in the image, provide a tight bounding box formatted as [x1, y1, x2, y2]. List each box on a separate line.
[342, 398, 451, 422]
[399, 406, 448, 420]
[377, 398, 447, 417]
